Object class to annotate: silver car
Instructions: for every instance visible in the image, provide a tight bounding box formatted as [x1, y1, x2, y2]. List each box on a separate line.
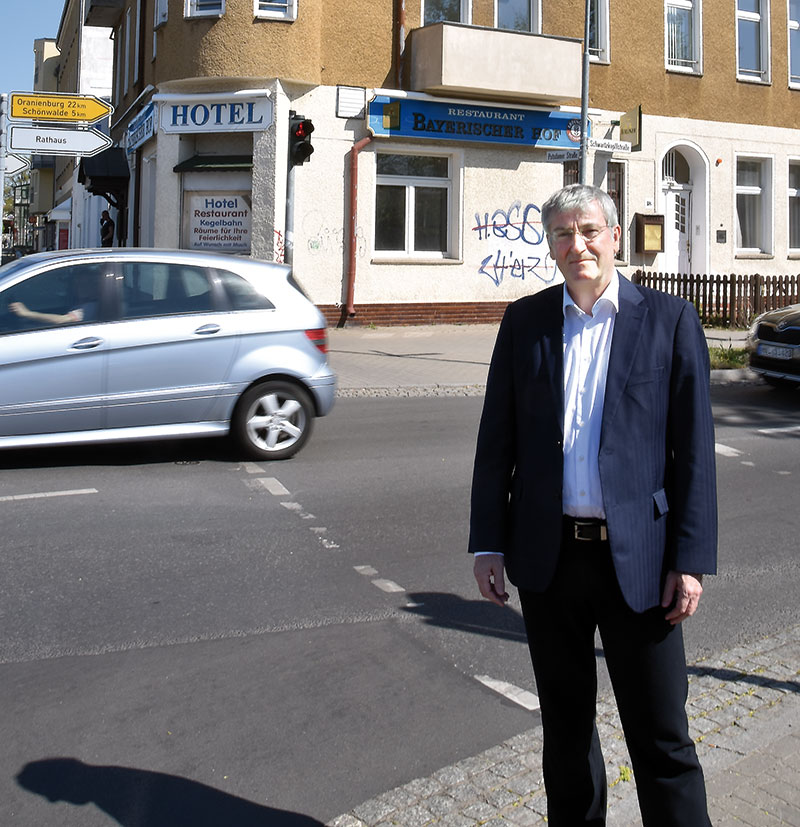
[0, 249, 336, 460]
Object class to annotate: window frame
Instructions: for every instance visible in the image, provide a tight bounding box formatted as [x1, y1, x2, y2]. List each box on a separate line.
[494, 0, 542, 34]
[606, 160, 627, 261]
[154, 0, 168, 59]
[788, 158, 800, 252]
[736, 0, 771, 83]
[422, 0, 472, 24]
[254, 0, 298, 21]
[788, 0, 800, 87]
[588, 0, 611, 64]
[184, 0, 225, 19]
[735, 154, 773, 255]
[373, 149, 459, 260]
[665, 0, 703, 74]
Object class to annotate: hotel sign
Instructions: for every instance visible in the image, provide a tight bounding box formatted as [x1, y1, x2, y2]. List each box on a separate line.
[367, 95, 589, 149]
[160, 94, 273, 134]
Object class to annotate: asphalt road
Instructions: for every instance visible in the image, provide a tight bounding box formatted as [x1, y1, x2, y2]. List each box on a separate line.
[0, 380, 797, 825]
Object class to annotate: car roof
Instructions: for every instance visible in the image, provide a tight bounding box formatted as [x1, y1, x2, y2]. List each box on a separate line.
[0, 248, 293, 285]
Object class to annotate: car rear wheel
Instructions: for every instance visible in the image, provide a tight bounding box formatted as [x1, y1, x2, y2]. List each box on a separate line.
[233, 380, 314, 460]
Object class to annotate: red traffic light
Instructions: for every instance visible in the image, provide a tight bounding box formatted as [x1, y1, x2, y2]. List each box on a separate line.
[289, 113, 315, 167]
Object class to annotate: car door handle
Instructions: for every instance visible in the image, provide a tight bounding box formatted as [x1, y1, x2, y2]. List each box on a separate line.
[195, 324, 221, 335]
[70, 337, 104, 350]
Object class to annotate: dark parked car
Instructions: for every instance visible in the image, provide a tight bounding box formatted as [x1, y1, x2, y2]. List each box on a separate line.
[0, 248, 336, 459]
[746, 302, 800, 388]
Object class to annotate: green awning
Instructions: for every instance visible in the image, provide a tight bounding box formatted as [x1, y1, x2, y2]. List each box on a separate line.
[173, 155, 253, 172]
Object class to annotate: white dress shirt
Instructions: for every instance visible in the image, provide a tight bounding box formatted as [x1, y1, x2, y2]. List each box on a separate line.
[474, 274, 620, 557]
[561, 272, 619, 519]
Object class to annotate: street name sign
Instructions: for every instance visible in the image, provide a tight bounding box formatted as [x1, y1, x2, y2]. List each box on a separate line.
[9, 125, 113, 157]
[587, 138, 632, 154]
[4, 154, 31, 176]
[547, 150, 581, 162]
[10, 92, 113, 125]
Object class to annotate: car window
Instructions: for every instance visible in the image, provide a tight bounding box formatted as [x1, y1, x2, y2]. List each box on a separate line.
[121, 262, 213, 318]
[0, 263, 103, 333]
[213, 268, 275, 311]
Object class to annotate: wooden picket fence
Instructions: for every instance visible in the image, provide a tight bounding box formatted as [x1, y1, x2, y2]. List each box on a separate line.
[631, 271, 800, 328]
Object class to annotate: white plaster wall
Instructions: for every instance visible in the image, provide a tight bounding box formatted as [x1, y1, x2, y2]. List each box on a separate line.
[152, 131, 183, 247]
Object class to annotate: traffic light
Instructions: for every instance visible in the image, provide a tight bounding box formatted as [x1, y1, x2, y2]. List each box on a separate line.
[289, 112, 314, 167]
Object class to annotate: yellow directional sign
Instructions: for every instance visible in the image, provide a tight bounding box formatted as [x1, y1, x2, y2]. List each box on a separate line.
[9, 92, 113, 125]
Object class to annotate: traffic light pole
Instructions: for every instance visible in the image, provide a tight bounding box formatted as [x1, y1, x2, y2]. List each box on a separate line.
[284, 163, 295, 266]
[579, 0, 591, 185]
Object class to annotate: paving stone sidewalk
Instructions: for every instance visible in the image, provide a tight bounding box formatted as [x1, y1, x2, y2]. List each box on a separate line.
[328, 625, 800, 826]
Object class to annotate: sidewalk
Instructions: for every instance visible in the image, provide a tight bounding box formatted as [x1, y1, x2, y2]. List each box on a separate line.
[325, 324, 799, 826]
[328, 625, 800, 826]
[328, 324, 755, 396]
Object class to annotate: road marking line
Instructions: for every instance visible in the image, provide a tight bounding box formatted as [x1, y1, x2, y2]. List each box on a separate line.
[310, 527, 327, 534]
[474, 675, 540, 711]
[757, 425, 800, 435]
[354, 565, 379, 576]
[715, 443, 742, 457]
[257, 477, 290, 496]
[242, 462, 265, 474]
[320, 538, 340, 549]
[372, 578, 405, 593]
[741, 461, 755, 467]
[777, 470, 792, 475]
[0, 488, 98, 503]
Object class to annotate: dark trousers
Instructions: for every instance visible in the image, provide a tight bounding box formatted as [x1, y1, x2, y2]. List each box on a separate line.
[518, 534, 711, 826]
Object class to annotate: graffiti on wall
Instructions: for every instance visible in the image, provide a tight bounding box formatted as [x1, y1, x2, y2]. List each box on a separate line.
[304, 211, 367, 258]
[274, 229, 285, 263]
[472, 201, 558, 287]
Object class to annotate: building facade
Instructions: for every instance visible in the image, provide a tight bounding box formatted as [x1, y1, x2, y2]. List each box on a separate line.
[79, 0, 800, 323]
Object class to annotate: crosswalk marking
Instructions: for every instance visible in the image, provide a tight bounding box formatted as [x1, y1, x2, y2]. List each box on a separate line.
[0, 488, 98, 503]
[474, 675, 540, 711]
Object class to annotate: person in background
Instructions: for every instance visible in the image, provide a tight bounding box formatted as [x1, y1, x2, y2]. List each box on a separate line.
[100, 210, 115, 247]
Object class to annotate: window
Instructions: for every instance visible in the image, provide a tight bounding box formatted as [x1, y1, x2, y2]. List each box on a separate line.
[124, 8, 131, 95]
[154, 0, 168, 57]
[736, 0, 770, 82]
[666, 0, 702, 72]
[563, 161, 579, 186]
[789, 0, 800, 85]
[121, 263, 213, 318]
[214, 269, 275, 310]
[736, 157, 772, 253]
[588, 0, 610, 62]
[3, 265, 103, 334]
[374, 153, 453, 257]
[185, 0, 225, 18]
[607, 161, 626, 259]
[789, 161, 800, 249]
[255, 0, 297, 20]
[496, 0, 541, 33]
[133, 0, 141, 85]
[423, 0, 470, 23]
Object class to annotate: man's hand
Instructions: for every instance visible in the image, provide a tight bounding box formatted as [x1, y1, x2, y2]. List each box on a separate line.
[662, 571, 704, 625]
[473, 553, 509, 607]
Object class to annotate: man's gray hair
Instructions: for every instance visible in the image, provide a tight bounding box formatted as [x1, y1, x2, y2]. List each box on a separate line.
[541, 184, 619, 236]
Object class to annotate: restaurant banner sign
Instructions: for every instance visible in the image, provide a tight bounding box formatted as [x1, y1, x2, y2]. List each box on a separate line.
[367, 95, 588, 149]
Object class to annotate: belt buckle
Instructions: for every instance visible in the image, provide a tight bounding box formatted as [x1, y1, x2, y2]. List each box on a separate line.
[573, 520, 608, 542]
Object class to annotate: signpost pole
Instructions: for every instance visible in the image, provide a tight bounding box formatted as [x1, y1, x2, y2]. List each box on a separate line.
[579, 0, 591, 185]
[0, 94, 7, 231]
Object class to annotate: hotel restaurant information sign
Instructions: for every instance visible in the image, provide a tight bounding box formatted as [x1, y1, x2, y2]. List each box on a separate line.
[367, 95, 589, 149]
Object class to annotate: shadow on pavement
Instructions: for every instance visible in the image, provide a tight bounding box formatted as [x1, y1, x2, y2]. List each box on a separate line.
[401, 591, 528, 643]
[16, 757, 323, 826]
[687, 664, 800, 696]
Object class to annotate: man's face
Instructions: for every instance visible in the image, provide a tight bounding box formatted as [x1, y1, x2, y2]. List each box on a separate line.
[547, 201, 621, 295]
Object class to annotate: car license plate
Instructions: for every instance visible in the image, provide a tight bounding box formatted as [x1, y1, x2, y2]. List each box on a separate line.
[758, 343, 793, 360]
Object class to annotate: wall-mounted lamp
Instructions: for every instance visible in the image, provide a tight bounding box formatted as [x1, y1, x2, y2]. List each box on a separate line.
[715, 158, 723, 167]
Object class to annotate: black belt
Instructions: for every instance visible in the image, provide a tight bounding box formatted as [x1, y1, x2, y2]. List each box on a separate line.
[563, 515, 608, 542]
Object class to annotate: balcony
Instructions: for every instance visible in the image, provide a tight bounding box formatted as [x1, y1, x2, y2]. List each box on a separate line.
[84, 0, 124, 27]
[409, 23, 582, 106]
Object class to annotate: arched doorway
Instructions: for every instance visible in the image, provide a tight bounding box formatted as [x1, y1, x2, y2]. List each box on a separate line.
[659, 143, 709, 275]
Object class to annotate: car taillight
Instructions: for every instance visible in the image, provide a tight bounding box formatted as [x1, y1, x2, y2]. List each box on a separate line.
[305, 328, 328, 354]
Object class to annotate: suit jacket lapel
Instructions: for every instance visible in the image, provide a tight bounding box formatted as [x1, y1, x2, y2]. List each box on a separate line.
[538, 287, 565, 431]
[602, 276, 647, 436]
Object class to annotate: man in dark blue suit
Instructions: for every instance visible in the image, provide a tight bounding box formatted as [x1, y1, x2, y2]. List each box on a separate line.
[470, 184, 717, 825]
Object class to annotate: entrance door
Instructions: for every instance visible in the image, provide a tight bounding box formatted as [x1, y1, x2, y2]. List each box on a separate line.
[662, 188, 692, 274]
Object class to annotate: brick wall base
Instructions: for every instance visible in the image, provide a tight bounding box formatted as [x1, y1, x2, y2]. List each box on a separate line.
[318, 302, 510, 328]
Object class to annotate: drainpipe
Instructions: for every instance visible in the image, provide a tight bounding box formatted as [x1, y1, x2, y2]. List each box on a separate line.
[341, 135, 373, 326]
[395, 0, 406, 88]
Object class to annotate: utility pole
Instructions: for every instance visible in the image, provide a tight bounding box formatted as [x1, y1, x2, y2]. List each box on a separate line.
[0, 94, 7, 228]
[579, 0, 591, 185]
